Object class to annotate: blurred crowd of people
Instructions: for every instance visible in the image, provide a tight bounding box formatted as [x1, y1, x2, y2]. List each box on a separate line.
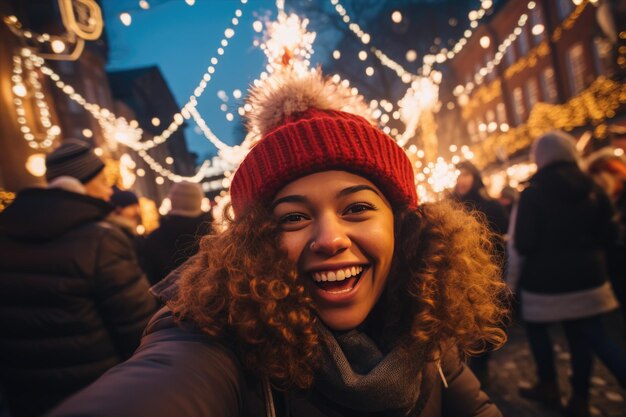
[0, 128, 625, 417]
[0, 140, 214, 417]
[450, 131, 626, 417]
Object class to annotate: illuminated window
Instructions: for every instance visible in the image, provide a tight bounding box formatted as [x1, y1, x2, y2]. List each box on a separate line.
[477, 118, 487, 140]
[505, 44, 516, 67]
[485, 52, 495, 81]
[512, 87, 525, 125]
[592, 36, 613, 76]
[558, 0, 574, 21]
[467, 120, 478, 142]
[496, 102, 507, 124]
[518, 27, 529, 56]
[530, 6, 545, 45]
[526, 77, 540, 110]
[566, 43, 586, 95]
[541, 67, 558, 103]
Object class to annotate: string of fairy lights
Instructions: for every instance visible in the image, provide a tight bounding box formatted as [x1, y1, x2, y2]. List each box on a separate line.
[7, 0, 250, 185]
[329, 0, 495, 81]
[5, 0, 619, 205]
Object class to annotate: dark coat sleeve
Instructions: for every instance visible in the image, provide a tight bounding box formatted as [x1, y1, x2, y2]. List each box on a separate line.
[592, 184, 620, 248]
[442, 349, 502, 417]
[483, 199, 509, 237]
[514, 187, 540, 256]
[46, 309, 243, 417]
[92, 223, 158, 358]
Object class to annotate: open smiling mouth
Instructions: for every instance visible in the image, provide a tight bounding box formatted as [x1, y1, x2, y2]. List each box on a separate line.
[310, 266, 366, 294]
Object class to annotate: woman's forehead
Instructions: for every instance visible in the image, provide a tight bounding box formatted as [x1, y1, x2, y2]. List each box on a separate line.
[274, 170, 382, 198]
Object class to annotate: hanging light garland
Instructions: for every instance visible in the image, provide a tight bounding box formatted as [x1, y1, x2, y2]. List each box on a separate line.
[12, 0, 251, 183]
[329, 0, 494, 81]
[454, 0, 591, 105]
[11, 51, 60, 150]
[470, 77, 626, 168]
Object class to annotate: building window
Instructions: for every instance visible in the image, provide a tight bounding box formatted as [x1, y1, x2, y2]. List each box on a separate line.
[496, 102, 507, 125]
[505, 44, 516, 67]
[485, 52, 495, 81]
[512, 87, 525, 125]
[592, 36, 613, 77]
[526, 77, 540, 111]
[530, 5, 546, 45]
[467, 120, 478, 142]
[67, 96, 82, 114]
[56, 61, 76, 75]
[477, 118, 487, 140]
[518, 27, 529, 56]
[558, 0, 574, 21]
[566, 42, 586, 95]
[541, 66, 558, 103]
[486, 109, 497, 133]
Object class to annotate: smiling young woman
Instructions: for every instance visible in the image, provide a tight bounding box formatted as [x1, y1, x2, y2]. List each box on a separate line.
[48, 70, 508, 417]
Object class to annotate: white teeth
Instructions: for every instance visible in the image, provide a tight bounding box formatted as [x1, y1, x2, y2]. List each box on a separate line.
[312, 266, 363, 283]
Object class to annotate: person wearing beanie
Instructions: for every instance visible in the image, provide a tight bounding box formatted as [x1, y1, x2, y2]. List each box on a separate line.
[139, 182, 213, 286]
[0, 140, 157, 417]
[45, 139, 112, 202]
[108, 186, 142, 238]
[49, 71, 507, 417]
[512, 131, 625, 416]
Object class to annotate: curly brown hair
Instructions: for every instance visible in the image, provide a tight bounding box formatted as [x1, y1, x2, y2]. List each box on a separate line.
[169, 199, 509, 389]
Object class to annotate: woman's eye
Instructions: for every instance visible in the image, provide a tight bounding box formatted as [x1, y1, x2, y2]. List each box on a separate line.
[344, 203, 375, 215]
[280, 213, 307, 223]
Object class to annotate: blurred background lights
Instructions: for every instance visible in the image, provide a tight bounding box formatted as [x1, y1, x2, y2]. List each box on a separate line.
[119, 12, 132, 26]
[391, 10, 402, 23]
[405, 49, 417, 62]
[50, 39, 65, 53]
[25, 153, 46, 177]
[479, 35, 490, 49]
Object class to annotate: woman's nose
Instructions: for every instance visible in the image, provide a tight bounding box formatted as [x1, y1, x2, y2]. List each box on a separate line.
[309, 216, 351, 256]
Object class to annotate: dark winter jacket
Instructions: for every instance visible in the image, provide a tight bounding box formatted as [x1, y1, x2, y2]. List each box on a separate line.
[48, 304, 501, 417]
[453, 162, 509, 236]
[0, 188, 158, 417]
[514, 162, 617, 294]
[139, 213, 213, 285]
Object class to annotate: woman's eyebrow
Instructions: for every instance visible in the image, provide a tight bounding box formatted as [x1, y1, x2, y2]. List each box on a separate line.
[337, 185, 382, 198]
[271, 195, 308, 210]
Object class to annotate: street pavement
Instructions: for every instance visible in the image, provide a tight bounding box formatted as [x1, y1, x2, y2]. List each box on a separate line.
[484, 310, 625, 417]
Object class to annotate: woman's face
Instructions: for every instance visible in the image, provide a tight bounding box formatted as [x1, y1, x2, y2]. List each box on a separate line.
[454, 168, 474, 196]
[272, 170, 395, 331]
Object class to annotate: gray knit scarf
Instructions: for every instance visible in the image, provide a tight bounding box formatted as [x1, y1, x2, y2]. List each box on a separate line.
[314, 323, 424, 416]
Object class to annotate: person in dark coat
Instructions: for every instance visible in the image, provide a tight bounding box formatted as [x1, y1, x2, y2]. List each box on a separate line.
[513, 131, 625, 417]
[139, 181, 213, 285]
[584, 148, 626, 336]
[0, 140, 157, 417]
[108, 186, 142, 239]
[48, 71, 507, 417]
[451, 160, 509, 386]
[452, 160, 509, 237]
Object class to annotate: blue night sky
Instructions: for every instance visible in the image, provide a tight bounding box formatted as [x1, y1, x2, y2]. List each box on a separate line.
[101, 0, 333, 159]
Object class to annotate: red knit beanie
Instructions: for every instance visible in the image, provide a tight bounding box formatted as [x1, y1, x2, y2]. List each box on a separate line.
[229, 71, 417, 216]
